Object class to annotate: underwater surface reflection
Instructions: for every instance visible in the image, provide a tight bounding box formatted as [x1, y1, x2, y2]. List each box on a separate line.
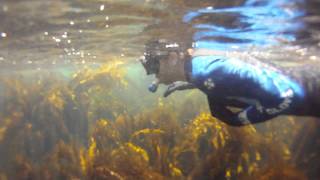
[0, 0, 320, 179]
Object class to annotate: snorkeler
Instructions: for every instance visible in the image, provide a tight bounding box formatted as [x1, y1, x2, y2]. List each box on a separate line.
[140, 39, 320, 126]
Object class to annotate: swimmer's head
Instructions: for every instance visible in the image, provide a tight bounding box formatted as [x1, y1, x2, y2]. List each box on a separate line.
[140, 39, 190, 75]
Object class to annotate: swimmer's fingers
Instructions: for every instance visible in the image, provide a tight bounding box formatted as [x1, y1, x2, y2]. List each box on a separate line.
[163, 83, 178, 97]
[164, 82, 195, 97]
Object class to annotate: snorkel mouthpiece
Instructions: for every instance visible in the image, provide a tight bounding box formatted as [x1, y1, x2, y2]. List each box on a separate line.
[148, 79, 159, 93]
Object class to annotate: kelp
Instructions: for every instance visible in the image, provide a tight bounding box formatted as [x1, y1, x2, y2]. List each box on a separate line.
[0, 60, 316, 179]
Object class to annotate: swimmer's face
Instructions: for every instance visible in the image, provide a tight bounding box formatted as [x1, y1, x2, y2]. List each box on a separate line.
[162, 52, 180, 65]
[163, 50, 190, 65]
[158, 48, 193, 72]
[162, 48, 192, 62]
[156, 51, 187, 84]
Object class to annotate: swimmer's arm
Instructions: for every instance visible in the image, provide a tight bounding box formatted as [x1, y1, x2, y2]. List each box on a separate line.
[208, 98, 245, 126]
[230, 89, 296, 125]
[233, 106, 276, 125]
[210, 104, 276, 126]
[163, 81, 195, 97]
[208, 97, 283, 126]
[210, 104, 244, 126]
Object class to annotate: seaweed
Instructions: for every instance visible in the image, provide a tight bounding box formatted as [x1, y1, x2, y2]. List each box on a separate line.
[0, 60, 315, 179]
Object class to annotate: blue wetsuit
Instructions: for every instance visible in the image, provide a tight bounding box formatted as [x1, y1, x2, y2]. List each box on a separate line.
[179, 0, 313, 126]
[186, 56, 310, 126]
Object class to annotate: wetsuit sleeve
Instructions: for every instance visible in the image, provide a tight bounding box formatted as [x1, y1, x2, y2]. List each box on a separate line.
[234, 105, 275, 125]
[208, 93, 293, 126]
[208, 98, 244, 126]
[209, 103, 244, 126]
[236, 88, 296, 125]
[209, 101, 276, 126]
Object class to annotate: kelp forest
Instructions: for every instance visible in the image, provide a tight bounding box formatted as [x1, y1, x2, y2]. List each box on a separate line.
[0, 59, 319, 180]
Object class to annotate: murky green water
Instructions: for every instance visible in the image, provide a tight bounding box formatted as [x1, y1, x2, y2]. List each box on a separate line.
[0, 0, 320, 179]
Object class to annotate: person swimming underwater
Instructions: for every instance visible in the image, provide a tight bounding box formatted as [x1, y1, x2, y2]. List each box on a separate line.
[140, 39, 320, 126]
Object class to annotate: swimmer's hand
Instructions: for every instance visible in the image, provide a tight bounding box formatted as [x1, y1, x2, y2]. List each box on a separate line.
[164, 81, 195, 97]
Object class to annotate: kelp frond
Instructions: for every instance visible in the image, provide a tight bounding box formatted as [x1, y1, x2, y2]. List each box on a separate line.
[0, 62, 312, 180]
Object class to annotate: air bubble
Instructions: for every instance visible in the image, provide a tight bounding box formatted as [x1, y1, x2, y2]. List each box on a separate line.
[1, 32, 7, 38]
[309, 56, 317, 60]
[100, 5, 105, 11]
